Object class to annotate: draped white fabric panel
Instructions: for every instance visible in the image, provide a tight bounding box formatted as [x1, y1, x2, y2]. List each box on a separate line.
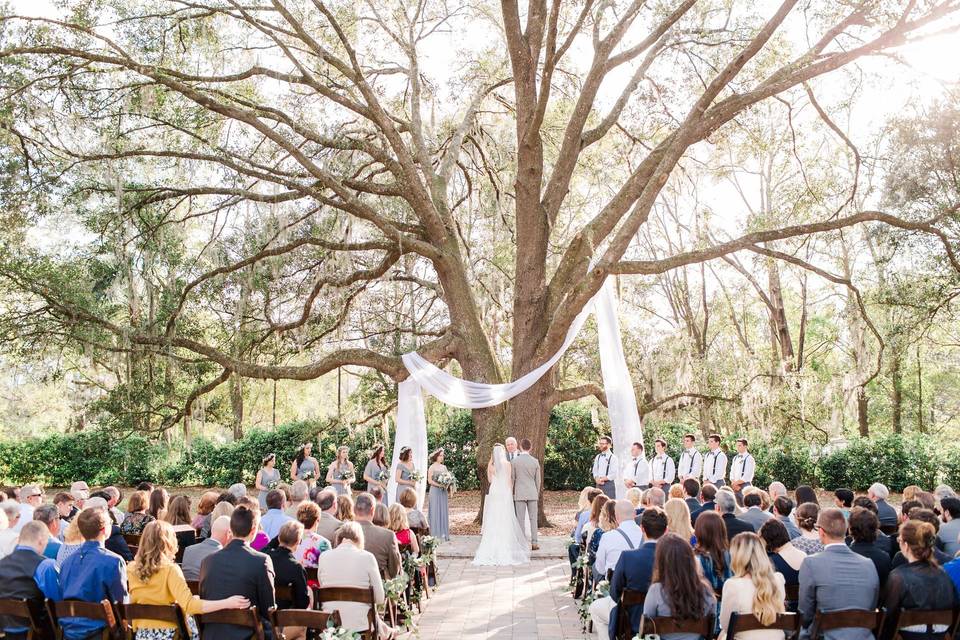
[391, 276, 641, 502]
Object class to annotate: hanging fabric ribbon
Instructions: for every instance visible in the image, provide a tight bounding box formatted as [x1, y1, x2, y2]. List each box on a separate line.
[392, 276, 642, 503]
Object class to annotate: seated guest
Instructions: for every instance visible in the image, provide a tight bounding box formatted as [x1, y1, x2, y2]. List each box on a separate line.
[626, 488, 642, 514]
[694, 511, 732, 594]
[934, 485, 956, 501]
[120, 490, 154, 536]
[317, 522, 394, 639]
[767, 483, 787, 505]
[642, 533, 717, 639]
[232, 498, 269, 551]
[902, 486, 920, 503]
[590, 500, 619, 583]
[937, 497, 960, 557]
[337, 494, 355, 522]
[0, 501, 21, 557]
[294, 502, 331, 567]
[397, 488, 426, 532]
[0, 521, 61, 639]
[880, 520, 958, 640]
[791, 503, 823, 555]
[314, 490, 342, 544]
[717, 490, 754, 541]
[136, 482, 154, 493]
[264, 521, 310, 610]
[590, 507, 666, 640]
[203, 502, 234, 540]
[182, 515, 231, 581]
[285, 481, 309, 518]
[846, 507, 891, 589]
[852, 497, 895, 556]
[834, 489, 854, 520]
[369, 485, 385, 505]
[718, 532, 785, 640]
[32, 504, 63, 560]
[583, 494, 610, 554]
[193, 491, 220, 534]
[388, 503, 420, 555]
[227, 483, 247, 500]
[595, 500, 644, 580]
[794, 486, 818, 507]
[646, 487, 667, 509]
[868, 483, 898, 528]
[915, 491, 936, 513]
[691, 485, 718, 525]
[16, 485, 43, 533]
[260, 490, 294, 541]
[665, 498, 695, 546]
[891, 509, 952, 568]
[127, 521, 249, 640]
[53, 492, 75, 533]
[147, 488, 169, 521]
[68, 482, 89, 517]
[56, 517, 85, 570]
[199, 506, 276, 640]
[571, 488, 603, 568]
[59, 508, 129, 640]
[758, 520, 804, 588]
[86, 497, 133, 561]
[163, 495, 198, 548]
[798, 508, 879, 640]
[216, 492, 237, 507]
[103, 487, 125, 526]
[740, 492, 773, 531]
[669, 484, 685, 501]
[772, 497, 801, 540]
[353, 492, 401, 578]
[683, 479, 702, 514]
[372, 503, 389, 528]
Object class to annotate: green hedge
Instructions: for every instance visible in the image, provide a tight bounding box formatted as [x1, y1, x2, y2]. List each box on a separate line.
[0, 411, 951, 493]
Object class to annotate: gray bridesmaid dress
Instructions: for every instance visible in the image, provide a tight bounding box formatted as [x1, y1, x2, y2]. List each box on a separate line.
[428, 464, 450, 541]
[330, 461, 353, 496]
[395, 464, 413, 503]
[296, 458, 318, 484]
[364, 459, 387, 503]
[258, 467, 281, 510]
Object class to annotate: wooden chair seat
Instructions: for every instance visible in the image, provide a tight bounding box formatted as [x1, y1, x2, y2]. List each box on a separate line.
[196, 607, 265, 640]
[119, 603, 191, 640]
[271, 609, 341, 638]
[47, 599, 119, 640]
[312, 587, 376, 640]
[891, 608, 960, 640]
[0, 597, 50, 640]
[122, 534, 141, 547]
[811, 609, 884, 639]
[614, 590, 646, 640]
[728, 612, 800, 639]
[641, 613, 716, 638]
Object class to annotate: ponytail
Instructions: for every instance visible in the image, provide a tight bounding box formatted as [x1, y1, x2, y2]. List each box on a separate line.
[899, 520, 938, 564]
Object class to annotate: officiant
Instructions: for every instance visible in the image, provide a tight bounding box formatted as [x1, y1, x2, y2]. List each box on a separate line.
[592, 436, 619, 499]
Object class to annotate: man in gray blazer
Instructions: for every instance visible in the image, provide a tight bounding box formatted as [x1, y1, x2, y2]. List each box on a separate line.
[798, 508, 879, 640]
[739, 492, 774, 531]
[354, 492, 401, 577]
[314, 489, 342, 545]
[182, 515, 230, 581]
[512, 438, 542, 550]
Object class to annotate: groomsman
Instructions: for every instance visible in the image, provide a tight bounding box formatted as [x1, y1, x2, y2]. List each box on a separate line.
[702, 434, 727, 487]
[729, 438, 756, 494]
[622, 442, 650, 490]
[505, 437, 518, 462]
[649, 439, 675, 490]
[592, 437, 618, 499]
[677, 434, 703, 482]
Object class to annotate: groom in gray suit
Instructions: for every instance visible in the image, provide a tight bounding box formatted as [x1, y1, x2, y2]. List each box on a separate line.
[512, 438, 542, 550]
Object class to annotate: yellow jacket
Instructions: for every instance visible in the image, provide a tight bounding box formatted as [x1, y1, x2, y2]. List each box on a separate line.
[127, 563, 204, 629]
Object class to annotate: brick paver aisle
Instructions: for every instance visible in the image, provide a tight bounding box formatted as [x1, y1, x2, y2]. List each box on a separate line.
[415, 554, 585, 640]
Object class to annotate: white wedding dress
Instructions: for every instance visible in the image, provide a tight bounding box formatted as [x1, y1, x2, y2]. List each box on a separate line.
[472, 445, 531, 566]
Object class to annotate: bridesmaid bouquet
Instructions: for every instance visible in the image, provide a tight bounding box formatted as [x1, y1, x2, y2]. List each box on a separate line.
[433, 470, 457, 493]
[376, 469, 390, 483]
[408, 470, 423, 483]
[335, 469, 356, 483]
[266, 480, 280, 491]
[301, 470, 315, 481]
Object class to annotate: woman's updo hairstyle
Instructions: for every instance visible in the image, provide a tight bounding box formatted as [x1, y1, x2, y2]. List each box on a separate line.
[795, 502, 820, 532]
[899, 520, 938, 563]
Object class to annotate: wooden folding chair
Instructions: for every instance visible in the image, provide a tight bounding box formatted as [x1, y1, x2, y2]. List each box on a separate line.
[122, 534, 141, 547]
[640, 612, 716, 640]
[305, 567, 318, 584]
[119, 603, 191, 640]
[186, 581, 200, 597]
[614, 589, 646, 640]
[880, 524, 899, 536]
[810, 609, 885, 640]
[728, 612, 800, 640]
[784, 583, 799, 603]
[890, 608, 960, 640]
[0, 597, 51, 640]
[196, 607, 266, 640]
[312, 587, 377, 640]
[270, 609, 341, 640]
[274, 585, 294, 605]
[47, 599, 120, 640]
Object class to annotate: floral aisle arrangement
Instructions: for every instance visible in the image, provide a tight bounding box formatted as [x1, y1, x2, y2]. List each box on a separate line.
[578, 579, 610, 630]
[383, 571, 415, 631]
[318, 628, 361, 640]
[419, 535, 439, 566]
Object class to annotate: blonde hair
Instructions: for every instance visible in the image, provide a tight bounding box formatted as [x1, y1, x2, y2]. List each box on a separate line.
[664, 498, 694, 541]
[211, 501, 234, 523]
[668, 483, 685, 500]
[625, 487, 642, 508]
[387, 503, 409, 532]
[132, 520, 178, 583]
[63, 518, 84, 544]
[902, 485, 921, 502]
[577, 487, 595, 512]
[599, 500, 619, 532]
[730, 533, 784, 625]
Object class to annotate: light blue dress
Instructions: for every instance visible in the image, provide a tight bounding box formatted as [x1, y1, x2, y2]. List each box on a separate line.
[330, 461, 353, 496]
[427, 464, 450, 541]
[296, 458, 318, 483]
[258, 467, 281, 510]
[395, 464, 413, 503]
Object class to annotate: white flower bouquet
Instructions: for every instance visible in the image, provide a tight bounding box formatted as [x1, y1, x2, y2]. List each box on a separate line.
[433, 470, 457, 491]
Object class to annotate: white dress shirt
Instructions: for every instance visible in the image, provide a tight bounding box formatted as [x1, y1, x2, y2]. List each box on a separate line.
[729, 452, 756, 484]
[623, 456, 650, 487]
[678, 448, 703, 479]
[703, 449, 728, 484]
[595, 520, 644, 577]
[592, 452, 619, 482]
[650, 454, 676, 484]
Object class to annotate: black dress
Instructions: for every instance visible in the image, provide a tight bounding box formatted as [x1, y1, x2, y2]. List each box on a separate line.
[880, 561, 958, 640]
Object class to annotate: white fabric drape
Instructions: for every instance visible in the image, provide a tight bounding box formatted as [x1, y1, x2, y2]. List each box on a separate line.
[386, 379, 429, 509]
[392, 276, 641, 503]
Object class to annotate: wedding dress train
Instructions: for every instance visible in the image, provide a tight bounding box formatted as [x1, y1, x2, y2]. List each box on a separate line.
[472, 444, 531, 566]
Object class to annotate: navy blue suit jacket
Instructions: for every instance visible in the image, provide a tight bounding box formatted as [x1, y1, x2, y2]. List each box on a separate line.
[690, 500, 715, 525]
[608, 540, 657, 640]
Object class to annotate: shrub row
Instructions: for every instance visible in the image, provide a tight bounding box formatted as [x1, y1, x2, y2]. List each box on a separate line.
[0, 408, 954, 493]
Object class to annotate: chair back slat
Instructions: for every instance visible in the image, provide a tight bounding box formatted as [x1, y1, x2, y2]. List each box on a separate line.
[313, 587, 376, 637]
[784, 583, 800, 603]
[305, 567, 318, 584]
[274, 585, 293, 603]
[642, 613, 715, 637]
[812, 609, 884, 638]
[728, 612, 800, 639]
[197, 607, 264, 640]
[186, 581, 200, 596]
[271, 609, 341, 630]
[615, 590, 646, 640]
[123, 534, 141, 547]
[893, 608, 960, 640]
[0, 598, 45, 638]
[120, 604, 191, 640]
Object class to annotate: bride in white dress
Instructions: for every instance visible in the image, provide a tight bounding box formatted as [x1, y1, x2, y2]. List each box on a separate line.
[472, 443, 531, 566]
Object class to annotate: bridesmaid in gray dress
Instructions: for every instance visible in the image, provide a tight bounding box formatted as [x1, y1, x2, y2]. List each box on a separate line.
[394, 446, 417, 503]
[255, 453, 281, 511]
[325, 445, 355, 496]
[363, 445, 389, 504]
[427, 449, 451, 541]
[290, 442, 320, 487]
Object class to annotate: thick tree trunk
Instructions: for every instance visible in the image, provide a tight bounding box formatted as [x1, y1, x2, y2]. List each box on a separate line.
[506, 376, 555, 527]
[891, 352, 903, 433]
[856, 386, 869, 437]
